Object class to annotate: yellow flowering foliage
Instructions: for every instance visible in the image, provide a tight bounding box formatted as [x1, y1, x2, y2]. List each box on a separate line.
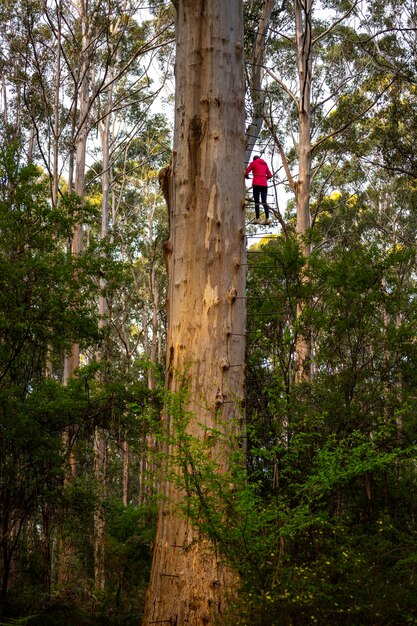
[86, 191, 102, 208]
[347, 194, 358, 208]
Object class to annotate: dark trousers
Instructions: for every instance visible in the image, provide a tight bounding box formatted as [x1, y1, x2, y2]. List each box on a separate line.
[253, 185, 269, 219]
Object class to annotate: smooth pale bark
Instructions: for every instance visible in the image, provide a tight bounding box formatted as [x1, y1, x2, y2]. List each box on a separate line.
[245, 0, 276, 163]
[59, 0, 91, 588]
[52, 1, 62, 209]
[93, 79, 113, 591]
[295, 0, 312, 250]
[1, 75, 7, 129]
[142, 1, 246, 624]
[140, 204, 162, 505]
[63, 0, 90, 383]
[71, 3, 89, 254]
[145, 198, 160, 392]
[260, 0, 313, 381]
[139, 305, 153, 503]
[294, 0, 313, 383]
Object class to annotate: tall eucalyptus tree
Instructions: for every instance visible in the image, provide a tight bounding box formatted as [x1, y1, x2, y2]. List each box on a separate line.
[142, 0, 246, 623]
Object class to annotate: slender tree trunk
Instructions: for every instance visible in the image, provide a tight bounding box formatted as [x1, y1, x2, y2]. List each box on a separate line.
[1, 74, 7, 129]
[93, 71, 113, 591]
[59, 1, 91, 588]
[57, 430, 77, 588]
[149, 264, 159, 391]
[68, 102, 77, 194]
[63, 0, 91, 379]
[41, 503, 52, 602]
[294, 0, 313, 383]
[142, 1, 246, 624]
[245, 0, 276, 163]
[94, 428, 107, 591]
[43, 1, 63, 380]
[52, 1, 62, 209]
[27, 123, 36, 164]
[145, 208, 161, 504]
[122, 439, 129, 506]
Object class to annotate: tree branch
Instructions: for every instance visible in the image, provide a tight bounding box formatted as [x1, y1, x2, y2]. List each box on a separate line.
[312, 76, 397, 153]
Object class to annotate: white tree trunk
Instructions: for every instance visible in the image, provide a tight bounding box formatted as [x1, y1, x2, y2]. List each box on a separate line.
[245, 0, 276, 163]
[142, 0, 246, 623]
[93, 63, 114, 591]
[52, 1, 62, 209]
[294, 0, 313, 383]
[63, 0, 90, 383]
[59, 0, 91, 587]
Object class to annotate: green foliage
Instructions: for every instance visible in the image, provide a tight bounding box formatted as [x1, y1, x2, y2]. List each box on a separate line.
[0, 142, 101, 386]
[105, 499, 156, 605]
[158, 220, 417, 625]
[165, 401, 417, 625]
[0, 140, 163, 621]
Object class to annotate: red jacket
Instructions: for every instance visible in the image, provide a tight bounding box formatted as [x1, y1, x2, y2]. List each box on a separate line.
[245, 158, 272, 187]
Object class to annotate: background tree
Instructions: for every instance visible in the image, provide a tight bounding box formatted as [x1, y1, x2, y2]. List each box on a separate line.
[0, 142, 101, 619]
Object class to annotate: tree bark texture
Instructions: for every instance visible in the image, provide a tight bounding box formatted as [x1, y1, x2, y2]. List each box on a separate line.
[295, 0, 312, 250]
[142, 1, 246, 624]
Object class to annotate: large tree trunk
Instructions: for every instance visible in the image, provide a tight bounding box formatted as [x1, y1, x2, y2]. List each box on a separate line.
[142, 1, 246, 624]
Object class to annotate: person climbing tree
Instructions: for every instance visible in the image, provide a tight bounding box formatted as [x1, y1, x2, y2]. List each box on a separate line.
[245, 155, 273, 224]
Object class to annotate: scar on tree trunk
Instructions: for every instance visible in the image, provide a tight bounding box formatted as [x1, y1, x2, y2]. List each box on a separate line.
[159, 163, 173, 265]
